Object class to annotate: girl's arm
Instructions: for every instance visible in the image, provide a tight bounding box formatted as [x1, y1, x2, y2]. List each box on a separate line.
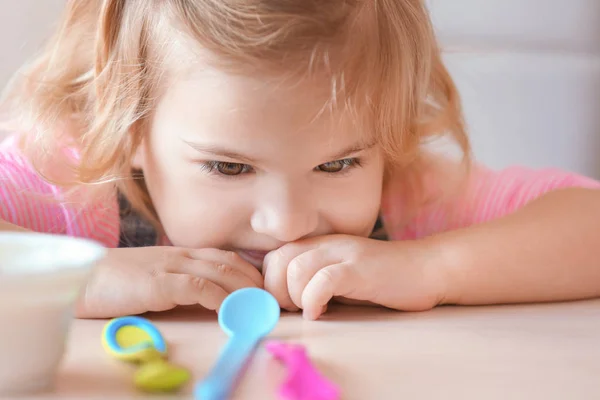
[0, 147, 120, 247]
[434, 186, 600, 305]
[254, 158, 600, 318]
[0, 219, 28, 232]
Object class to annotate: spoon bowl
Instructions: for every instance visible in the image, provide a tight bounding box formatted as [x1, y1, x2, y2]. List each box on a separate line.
[218, 287, 281, 337]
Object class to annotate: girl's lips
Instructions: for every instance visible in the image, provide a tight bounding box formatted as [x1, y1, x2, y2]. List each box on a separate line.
[237, 249, 271, 268]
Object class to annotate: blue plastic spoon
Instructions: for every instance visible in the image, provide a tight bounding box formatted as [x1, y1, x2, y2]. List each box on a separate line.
[195, 288, 280, 400]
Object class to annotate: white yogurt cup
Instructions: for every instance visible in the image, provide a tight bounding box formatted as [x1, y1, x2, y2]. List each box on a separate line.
[0, 232, 106, 395]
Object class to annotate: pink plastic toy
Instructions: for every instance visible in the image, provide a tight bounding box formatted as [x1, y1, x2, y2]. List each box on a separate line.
[265, 340, 340, 400]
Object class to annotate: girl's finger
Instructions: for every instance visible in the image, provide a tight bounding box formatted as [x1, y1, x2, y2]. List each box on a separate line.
[174, 258, 262, 293]
[184, 248, 264, 288]
[263, 254, 297, 311]
[157, 273, 229, 312]
[263, 241, 326, 311]
[301, 263, 357, 320]
[286, 248, 342, 309]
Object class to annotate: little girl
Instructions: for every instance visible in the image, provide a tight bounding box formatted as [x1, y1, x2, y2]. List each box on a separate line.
[1, 0, 599, 320]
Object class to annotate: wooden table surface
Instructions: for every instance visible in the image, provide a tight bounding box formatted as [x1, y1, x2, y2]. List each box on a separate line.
[26, 299, 600, 399]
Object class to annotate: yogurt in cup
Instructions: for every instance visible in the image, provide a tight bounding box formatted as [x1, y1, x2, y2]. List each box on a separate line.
[0, 232, 106, 395]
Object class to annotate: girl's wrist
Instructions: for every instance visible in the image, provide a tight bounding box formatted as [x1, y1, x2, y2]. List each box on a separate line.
[418, 232, 467, 307]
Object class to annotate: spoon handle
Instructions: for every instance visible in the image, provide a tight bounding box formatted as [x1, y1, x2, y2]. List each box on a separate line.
[195, 334, 259, 400]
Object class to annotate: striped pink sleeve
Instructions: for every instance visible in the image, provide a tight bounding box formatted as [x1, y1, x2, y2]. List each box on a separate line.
[388, 163, 600, 240]
[0, 140, 120, 248]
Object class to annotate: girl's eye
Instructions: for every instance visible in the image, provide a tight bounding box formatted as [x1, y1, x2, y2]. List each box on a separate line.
[216, 162, 245, 175]
[316, 158, 359, 173]
[201, 161, 252, 176]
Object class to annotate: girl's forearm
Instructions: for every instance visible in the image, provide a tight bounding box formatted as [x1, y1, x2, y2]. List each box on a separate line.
[434, 188, 600, 305]
[0, 219, 28, 232]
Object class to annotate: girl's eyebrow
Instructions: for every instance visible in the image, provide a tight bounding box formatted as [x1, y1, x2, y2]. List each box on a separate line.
[181, 139, 377, 164]
[328, 140, 377, 161]
[182, 140, 259, 164]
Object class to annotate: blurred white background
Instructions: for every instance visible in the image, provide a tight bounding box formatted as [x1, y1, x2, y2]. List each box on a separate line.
[1, 0, 599, 177]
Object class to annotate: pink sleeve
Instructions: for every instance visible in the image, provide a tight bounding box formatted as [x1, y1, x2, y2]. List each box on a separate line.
[388, 164, 600, 240]
[0, 143, 120, 248]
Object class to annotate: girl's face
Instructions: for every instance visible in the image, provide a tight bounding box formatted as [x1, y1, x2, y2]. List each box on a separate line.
[135, 65, 385, 268]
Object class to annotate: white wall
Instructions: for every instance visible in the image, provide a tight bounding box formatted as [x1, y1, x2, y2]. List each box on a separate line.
[0, 0, 63, 87]
[428, 0, 600, 177]
[1, 0, 599, 177]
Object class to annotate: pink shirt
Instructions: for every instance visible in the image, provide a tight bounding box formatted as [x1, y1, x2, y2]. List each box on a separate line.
[0, 136, 598, 247]
[384, 163, 600, 240]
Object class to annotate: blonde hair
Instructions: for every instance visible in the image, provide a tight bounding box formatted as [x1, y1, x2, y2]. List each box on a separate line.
[0, 0, 470, 231]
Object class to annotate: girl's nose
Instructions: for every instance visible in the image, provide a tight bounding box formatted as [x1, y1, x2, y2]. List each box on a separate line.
[250, 182, 318, 242]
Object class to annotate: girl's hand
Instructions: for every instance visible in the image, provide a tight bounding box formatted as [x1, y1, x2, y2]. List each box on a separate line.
[76, 247, 263, 318]
[262, 235, 446, 320]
